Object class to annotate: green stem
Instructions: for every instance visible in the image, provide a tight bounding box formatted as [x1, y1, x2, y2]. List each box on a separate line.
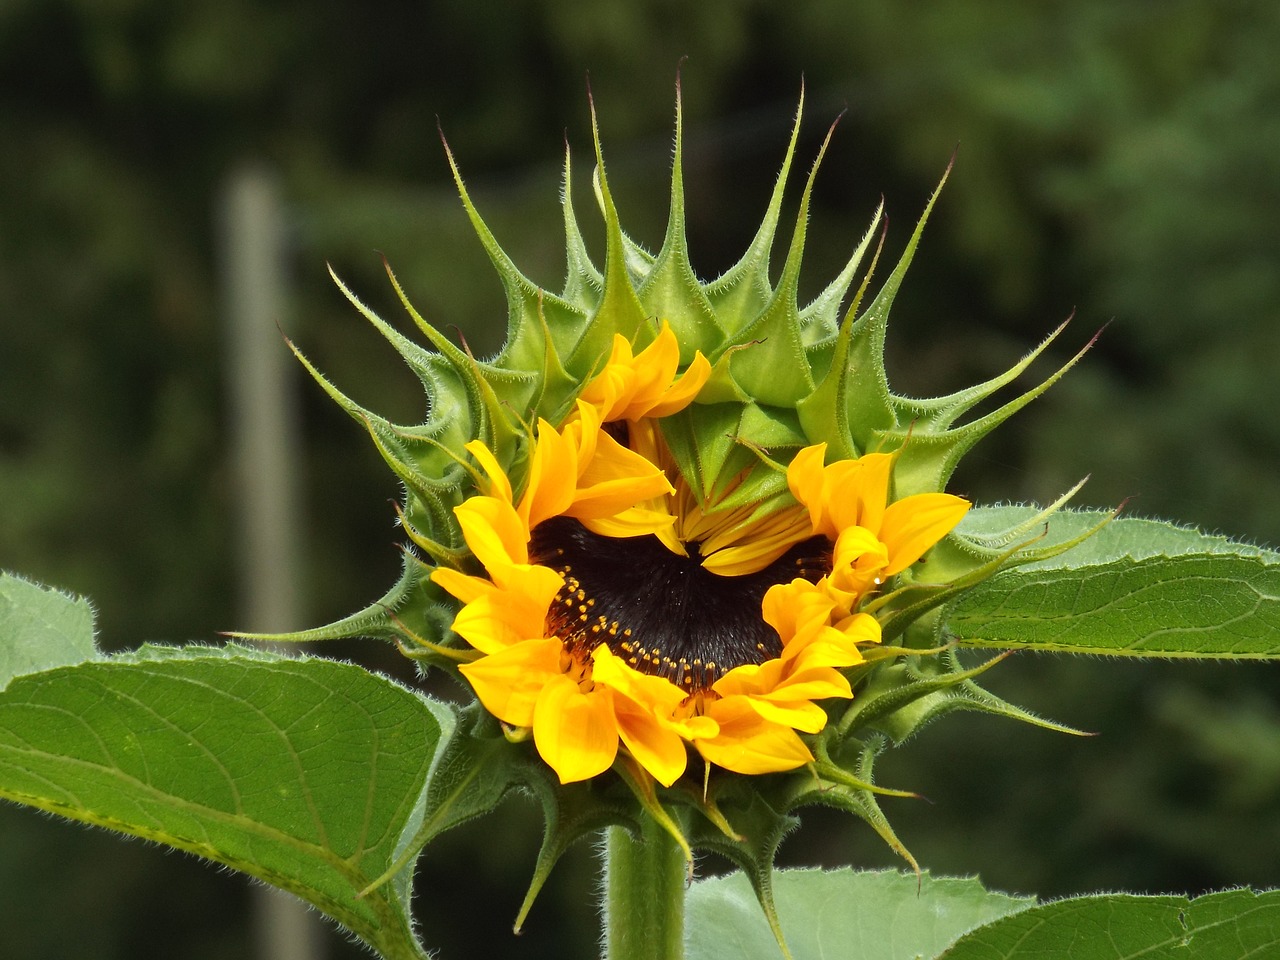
[603, 818, 686, 960]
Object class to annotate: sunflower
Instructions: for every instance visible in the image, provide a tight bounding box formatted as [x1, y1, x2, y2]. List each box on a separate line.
[431, 324, 970, 786]
[269, 88, 1097, 929]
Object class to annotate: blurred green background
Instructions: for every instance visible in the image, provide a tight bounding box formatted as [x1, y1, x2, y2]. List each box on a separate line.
[3, 0, 1279, 957]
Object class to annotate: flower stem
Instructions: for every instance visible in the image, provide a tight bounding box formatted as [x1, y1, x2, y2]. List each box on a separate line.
[603, 819, 686, 960]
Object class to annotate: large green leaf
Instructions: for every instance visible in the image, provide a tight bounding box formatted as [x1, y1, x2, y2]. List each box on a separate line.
[940, 888, 1280, 959]
[687, 870, 1280, 960]
[945, 509, 1280, 657]
[0, 571, 98, 689]
[685, 868, 1034, 960]
[0, 648, 451, 960]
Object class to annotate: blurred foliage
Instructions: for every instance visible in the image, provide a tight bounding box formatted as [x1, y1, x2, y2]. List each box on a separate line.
[2, 0, 1278, 957]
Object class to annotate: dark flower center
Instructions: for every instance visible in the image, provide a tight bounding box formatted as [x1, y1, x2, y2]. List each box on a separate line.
[530, 516, 831, 692]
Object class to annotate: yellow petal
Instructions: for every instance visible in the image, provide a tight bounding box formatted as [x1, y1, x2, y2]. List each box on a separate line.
[714, 655, 852, 708]
[787, 447, 898, 540]
[781, 629, 867, 672]
[591, 648, 716, 785]
[741, 696, 830, 734]
[841, 452, 892, 535]
[604, 331, 635, 367]
[581, 506, 677, 540]
[694, 731, 812, 774]
[643, 351, 711, 419]
[612, 698, 690, 787]
[622, 326, 680, 414]
[825, 526, 889, 605]
[430, 567, 494, 606]
[568, 429, 674, 520]
[786, 443, 830, 536]
[578, 323, 710, 422]
[698, 505, 811, 577]
[830, 524, 886, 569]
[533, 673, 619, 784]
[879, 493, 971, 576]
[449, 567, 561, 654]
[459, 637, 562, 728]
[520, 418, 578, 532]
[769, 668, 854, 705]
[578, 334, 636, 421]
[563, 399, 602, 466]
[694, 697, 813, 774]
[835, 611, 882, 646]
[761, 579, 838, 648]
[591, 645, 683, 709]
[463, 439, 513, 504]
[454, 496, 530, 570]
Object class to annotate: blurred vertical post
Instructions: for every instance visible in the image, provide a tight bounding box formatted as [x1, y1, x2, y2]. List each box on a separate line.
[219, 164, 327, 960]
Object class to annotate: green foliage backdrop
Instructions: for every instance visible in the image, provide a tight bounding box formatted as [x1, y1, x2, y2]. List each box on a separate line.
[2, 1, 1278, 956]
